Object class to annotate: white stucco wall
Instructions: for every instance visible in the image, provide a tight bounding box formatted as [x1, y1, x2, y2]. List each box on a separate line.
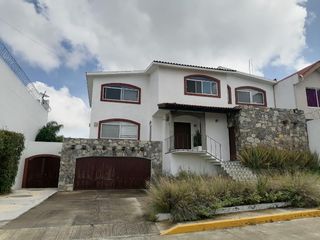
[157, 66, 275, 108]
[89, 73, 151, 139]
[205, 113, 230, 161]
[295, 71, 320, 120]
[307, 119, 320, 155]
[13, 141, 63, 189]
[274, 75, 299, 109]
[0, 58, 48, 141]
[164, 153, 220, 176]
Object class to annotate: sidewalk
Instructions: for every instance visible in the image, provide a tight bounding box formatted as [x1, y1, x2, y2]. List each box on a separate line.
[0, 188, 56, 227]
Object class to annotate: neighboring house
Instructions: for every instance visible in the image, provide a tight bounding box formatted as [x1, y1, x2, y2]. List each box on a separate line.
[275, 61, 320, 155]
[0, 42, 61, 189]
[275, 61, 320, 120]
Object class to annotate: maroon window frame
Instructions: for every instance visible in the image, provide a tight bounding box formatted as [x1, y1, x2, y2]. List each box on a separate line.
[227, 85, 232, 104]
[235, 86, 267, 107]
[306, 88, 320, 107]
[184, 75, 221, 98]
[98, 118, 140, 140]
[100, 83, 141, 104]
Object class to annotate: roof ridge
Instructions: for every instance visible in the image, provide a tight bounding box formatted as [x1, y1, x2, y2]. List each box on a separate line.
[153, 60, 237, 72]
[281, 60, 320, 81]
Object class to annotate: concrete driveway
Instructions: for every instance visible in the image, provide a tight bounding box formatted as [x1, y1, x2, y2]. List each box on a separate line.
[0, 190, 159, 239]
[1, 190, 320, 240]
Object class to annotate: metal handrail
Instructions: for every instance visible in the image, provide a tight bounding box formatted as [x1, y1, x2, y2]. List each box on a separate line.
[205, 135, 222, 161]
[164, 134, 222, 161]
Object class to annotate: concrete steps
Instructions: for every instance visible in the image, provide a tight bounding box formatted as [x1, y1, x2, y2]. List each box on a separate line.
[220, 161, 257, 181]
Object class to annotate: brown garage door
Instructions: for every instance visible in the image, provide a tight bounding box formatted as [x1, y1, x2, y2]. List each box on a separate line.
[74, 157, 151, 190]
[22, 155, 60, 188]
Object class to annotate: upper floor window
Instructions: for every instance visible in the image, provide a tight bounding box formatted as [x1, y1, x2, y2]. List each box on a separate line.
[306, 88, 320, 107]
[99, 119, 140, 139]
[101, 83, 141, 104]
[235, 87, 266, 106]
[184, 75, 220, 97]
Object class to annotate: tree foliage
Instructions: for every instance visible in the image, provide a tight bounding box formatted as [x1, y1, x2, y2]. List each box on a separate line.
[0, 130, 25, 194]
[35, 121, 64, 142]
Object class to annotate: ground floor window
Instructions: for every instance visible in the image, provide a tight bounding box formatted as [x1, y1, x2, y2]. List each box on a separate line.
[99, 120, 139, 139]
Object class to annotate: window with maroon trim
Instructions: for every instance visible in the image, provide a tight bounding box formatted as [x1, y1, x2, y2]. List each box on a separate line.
[101, 83, 140, 104]
[99, 119, 139, 140]
[306, 88, 320, 107]
[227, 85, 232, 104]
[235, 87, 266, 106]
[184, 75, 220, 97]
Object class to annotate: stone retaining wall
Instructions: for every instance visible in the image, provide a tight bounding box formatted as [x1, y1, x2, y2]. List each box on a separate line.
[228, 106, 309, 156]
[58, 138, 162, 191]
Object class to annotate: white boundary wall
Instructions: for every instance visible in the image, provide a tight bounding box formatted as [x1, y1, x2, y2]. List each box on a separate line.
[13, 141, 63, 189]
[307, 119, 320, 155]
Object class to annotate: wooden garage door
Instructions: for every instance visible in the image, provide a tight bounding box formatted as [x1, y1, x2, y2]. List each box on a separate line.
[22, 155, 60, 188]
[74, 157, 151, 190]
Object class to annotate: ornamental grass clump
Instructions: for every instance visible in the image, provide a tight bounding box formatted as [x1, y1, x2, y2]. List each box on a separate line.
[239, 146, 320, 172]
[147, 171, 320, 222]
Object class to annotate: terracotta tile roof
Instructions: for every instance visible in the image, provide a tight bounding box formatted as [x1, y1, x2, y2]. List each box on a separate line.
[158, 103, 240, 113]
[153, 60, 237, 72]
[281, 60, 320, 81]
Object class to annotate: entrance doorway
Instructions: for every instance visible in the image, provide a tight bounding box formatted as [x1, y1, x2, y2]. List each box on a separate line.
[174, 122, 191, 149]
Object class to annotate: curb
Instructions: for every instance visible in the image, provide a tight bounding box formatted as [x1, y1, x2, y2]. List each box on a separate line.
[160, 209, 320, 235]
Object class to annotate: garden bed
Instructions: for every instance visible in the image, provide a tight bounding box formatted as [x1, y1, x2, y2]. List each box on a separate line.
[148, 172, 320, 222]
[155, 202, 290, 221]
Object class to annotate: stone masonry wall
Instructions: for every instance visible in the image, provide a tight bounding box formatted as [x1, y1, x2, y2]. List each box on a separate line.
[228, 106, 309, 156]
[58, 138, 162, 191]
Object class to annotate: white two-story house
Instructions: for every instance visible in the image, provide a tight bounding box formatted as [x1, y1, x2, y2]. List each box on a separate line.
[86, 61, 276, 175]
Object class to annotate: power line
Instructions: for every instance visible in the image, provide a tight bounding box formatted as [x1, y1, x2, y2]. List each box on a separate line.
[0, 17, 58, 57]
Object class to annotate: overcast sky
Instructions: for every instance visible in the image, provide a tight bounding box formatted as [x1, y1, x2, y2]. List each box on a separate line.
[0, 0, 319, 137]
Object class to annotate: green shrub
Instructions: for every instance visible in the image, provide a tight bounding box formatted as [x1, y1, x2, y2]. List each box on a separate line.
[148, 172, 320, 222]
[239, 146, 320, 172]
[0, 130, 25, 194]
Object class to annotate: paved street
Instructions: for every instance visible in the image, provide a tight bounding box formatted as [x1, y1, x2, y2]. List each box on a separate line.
[1, 190, 320, 239]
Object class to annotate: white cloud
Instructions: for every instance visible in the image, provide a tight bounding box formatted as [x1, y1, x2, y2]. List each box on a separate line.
[33, 81, 90, 138]
[0, 0, 309, 75]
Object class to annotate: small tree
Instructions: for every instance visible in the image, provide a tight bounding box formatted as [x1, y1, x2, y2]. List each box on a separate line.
[35, 121, 64, 142]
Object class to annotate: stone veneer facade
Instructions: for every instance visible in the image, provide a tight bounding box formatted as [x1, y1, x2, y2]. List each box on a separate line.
[228, 106, 309, 156]
[58, 138, 162, 191]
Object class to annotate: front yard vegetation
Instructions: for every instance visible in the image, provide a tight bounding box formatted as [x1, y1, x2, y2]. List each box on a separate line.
[0, 130, 25, 194]
[148, 172, 320, 222]
[239, 146, 320, 172]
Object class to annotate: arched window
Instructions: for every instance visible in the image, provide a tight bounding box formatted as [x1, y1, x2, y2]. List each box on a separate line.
[184, 75, 220, 98]
[99, 119, 140, 139]
[101, 83, 141, 104]
[235, 86, 267, 106]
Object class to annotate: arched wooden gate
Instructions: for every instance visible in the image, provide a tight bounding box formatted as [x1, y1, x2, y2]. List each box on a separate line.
[22, 154, 60, 188]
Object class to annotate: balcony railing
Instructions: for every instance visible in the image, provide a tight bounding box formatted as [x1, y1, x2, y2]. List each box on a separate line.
[165, 134, 222, 161]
